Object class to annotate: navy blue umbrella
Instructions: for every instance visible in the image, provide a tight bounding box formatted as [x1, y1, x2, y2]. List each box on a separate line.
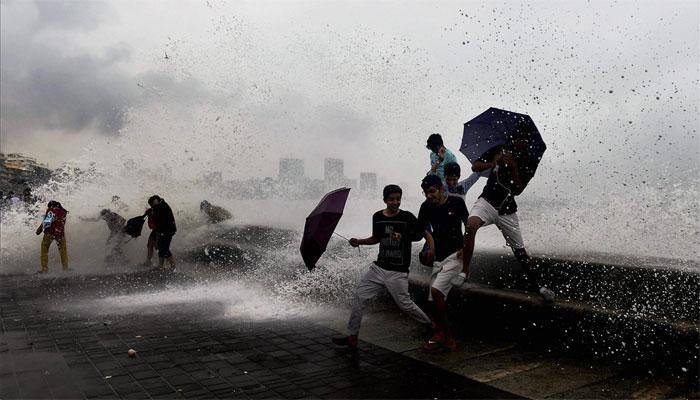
[460, 107, 546, 165]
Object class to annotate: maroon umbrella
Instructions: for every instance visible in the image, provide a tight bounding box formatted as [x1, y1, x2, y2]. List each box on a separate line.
[300, 187, 351, 270]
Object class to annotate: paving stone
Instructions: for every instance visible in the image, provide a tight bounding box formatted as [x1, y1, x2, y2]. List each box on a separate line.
[145, 385, 177, 396]
[138, 377, 169, 389]
[122, 390, 151, 399]
[113, 382, 144, 395]
[180, 387, 213, 395]
[308, 385, 337, 396]
[166, 374, 196, 386]
[0, 374, 20, 398]
[172, 382, 203, 392]
[131, 370, 159, 380]
[6, 272, 663, 400]
[106, 374, 135, 386]
[84, 385, 117, 398]
[247, 389, 282, 399]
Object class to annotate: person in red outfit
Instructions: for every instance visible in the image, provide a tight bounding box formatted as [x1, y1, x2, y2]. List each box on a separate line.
[36, 201, 69, 273]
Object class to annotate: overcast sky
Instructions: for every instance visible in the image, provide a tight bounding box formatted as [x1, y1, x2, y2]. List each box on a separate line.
[1, 0, 697, 190]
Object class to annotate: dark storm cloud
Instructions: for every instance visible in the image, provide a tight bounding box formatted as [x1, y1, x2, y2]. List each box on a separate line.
[1, 45, 136, 134]
[0, 0, 217, 139]
[0, 0, 135, 137]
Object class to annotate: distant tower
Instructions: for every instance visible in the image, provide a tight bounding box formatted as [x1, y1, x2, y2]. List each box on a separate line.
[359, 172, 377, 195]
[279, 158, 305, 183]
[324, 158, 345, 189]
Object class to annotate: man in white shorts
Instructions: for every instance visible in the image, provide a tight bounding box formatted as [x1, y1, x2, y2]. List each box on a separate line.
[453, 140, 555, 303]
[332, 184, 434, 351]
[417, 174, 470, 352]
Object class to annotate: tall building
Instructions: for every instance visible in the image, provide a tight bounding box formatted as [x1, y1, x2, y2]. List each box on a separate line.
[359, 172, 377, 195]
[0, 153, 52, 191]
[278, 158, 305, 183]
[0, 154, 11, 185]
[324, 158, 345, 188]
[2, 153, 40, 172]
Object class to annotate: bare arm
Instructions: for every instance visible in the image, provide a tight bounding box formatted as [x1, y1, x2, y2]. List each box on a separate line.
[423, 231, 434, 252]
[424, 231, 435, 254]
[349, 235, 380, 247]
[458, 170, 489, 193]
[500, 153, 524, 192]
[422, 230, 436, 266]
[429, 149, 446, 173]
[36, 212, 47, 235]
[472, 160, 495, 172]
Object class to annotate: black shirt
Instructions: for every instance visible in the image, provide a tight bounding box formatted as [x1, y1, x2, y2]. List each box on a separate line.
[478, 146, 536, 215]
[152, 200, 177, 235]
[417, 196, 469, 262]
[372, 210, 422, 273]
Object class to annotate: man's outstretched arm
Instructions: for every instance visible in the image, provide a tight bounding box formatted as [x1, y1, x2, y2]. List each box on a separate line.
[471, 160, 494, 172]
[423, 230, 435, 264]
[349, 235, 380, 247]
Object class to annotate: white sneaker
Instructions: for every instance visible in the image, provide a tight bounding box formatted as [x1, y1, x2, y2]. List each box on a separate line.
[539, 287, 555, 303]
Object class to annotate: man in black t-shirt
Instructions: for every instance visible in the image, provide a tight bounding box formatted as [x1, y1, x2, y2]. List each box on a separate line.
[417, 174, 469, 352]
[460, 139, 555, 302]
[332, 185, 434, 350]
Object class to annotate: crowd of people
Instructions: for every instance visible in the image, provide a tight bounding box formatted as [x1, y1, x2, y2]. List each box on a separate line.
[30, 131, 549, 353]
[332, 133, 555, 353]
[0, 187, 37, 209]
[34, 195, 232, 273]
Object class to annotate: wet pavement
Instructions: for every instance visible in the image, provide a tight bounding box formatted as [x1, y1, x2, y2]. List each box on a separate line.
[0, 271, 519, 399]
[322, 307, 697, 399]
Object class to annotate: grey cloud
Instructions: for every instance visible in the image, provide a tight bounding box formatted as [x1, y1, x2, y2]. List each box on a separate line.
[1, 47, 222, 136]
[135, 71, 216, 104]
[0, 1, 222, 139]
[33, 0, 112, 32]
[1, 0, 131, 136]
[1, 44, 137, 135]
[103, 43, 132, 65]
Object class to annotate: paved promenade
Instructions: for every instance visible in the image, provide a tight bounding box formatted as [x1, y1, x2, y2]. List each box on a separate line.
[0, 271, 518, 399]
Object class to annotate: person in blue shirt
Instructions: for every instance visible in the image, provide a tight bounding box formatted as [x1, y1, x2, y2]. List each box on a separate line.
[426, 133, 458, 183]
[421, 134, 460, 266]
[444, 162, 490, 200]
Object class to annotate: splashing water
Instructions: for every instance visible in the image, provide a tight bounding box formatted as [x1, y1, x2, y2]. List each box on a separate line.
[1, 1, 698, 291]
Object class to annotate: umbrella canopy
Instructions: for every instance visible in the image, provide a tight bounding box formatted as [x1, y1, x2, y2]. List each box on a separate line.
[300, 187, 351, 270]
[460, 107, 546, 165]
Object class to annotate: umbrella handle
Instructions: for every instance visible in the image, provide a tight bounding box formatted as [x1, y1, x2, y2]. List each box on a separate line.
[333, 232, 349, 240]
[333, 232, 362, 256]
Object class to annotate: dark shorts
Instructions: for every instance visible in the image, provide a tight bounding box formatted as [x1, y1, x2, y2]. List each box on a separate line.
[156, 232, 174, 259]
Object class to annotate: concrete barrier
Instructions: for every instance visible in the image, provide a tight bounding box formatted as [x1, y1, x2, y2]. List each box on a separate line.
[407, 251, 699, 382]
